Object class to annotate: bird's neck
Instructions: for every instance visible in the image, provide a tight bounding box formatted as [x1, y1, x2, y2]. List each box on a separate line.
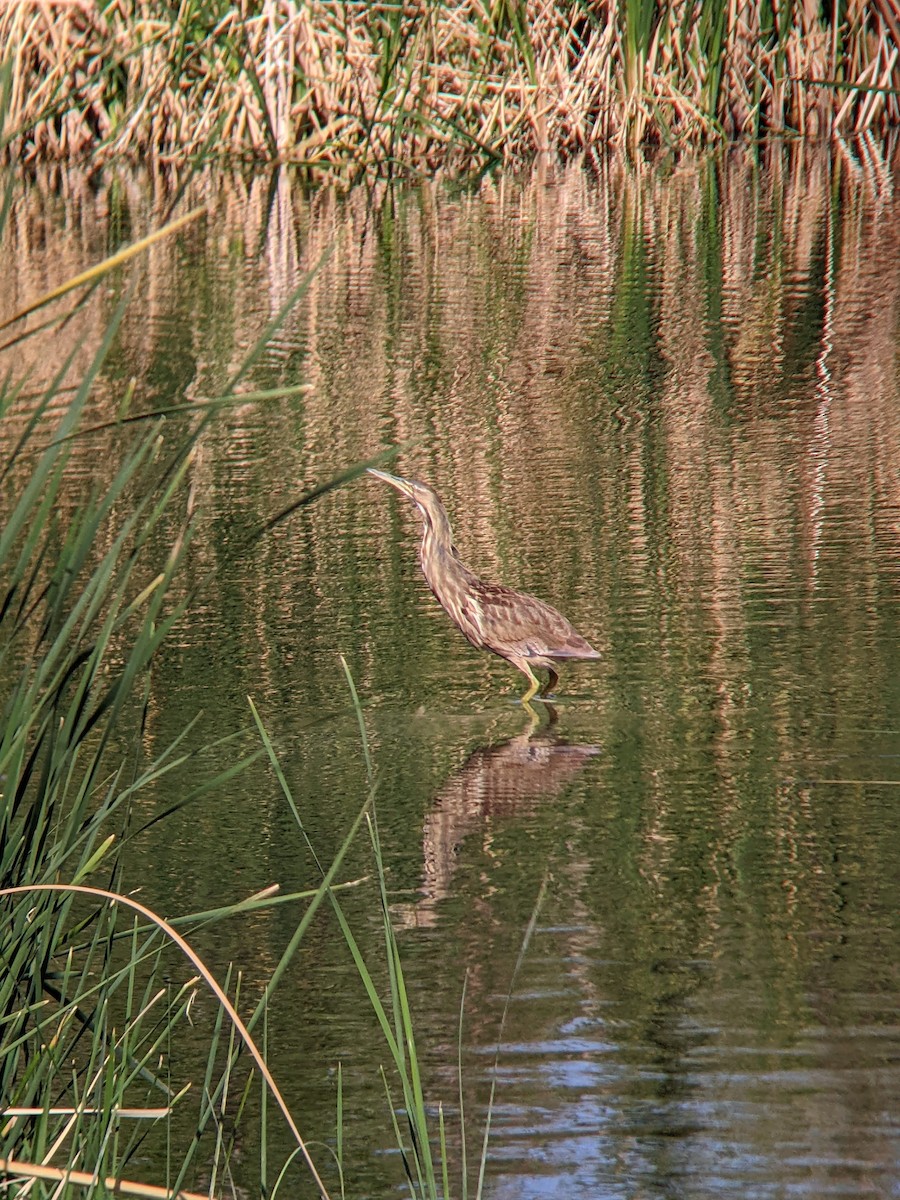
[419, 520, 475, 597]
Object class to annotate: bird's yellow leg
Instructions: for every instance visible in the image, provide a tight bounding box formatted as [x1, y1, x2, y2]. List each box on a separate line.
[519, 663, 541, 704]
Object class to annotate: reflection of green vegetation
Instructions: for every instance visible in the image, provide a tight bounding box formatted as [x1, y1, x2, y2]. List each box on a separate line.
[603, 192, 667, 409]
[698, 161, 732, 415]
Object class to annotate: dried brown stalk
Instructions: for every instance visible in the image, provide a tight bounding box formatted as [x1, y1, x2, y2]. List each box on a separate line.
[1, 1, 898, 169]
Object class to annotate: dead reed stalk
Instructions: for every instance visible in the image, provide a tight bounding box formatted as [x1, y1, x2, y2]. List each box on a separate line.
[1, 1, 899, 169]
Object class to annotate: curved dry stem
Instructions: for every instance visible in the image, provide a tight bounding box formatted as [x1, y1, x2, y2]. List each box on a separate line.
[0, 1157, 207, 1200]
[0, 882, 332, 1200]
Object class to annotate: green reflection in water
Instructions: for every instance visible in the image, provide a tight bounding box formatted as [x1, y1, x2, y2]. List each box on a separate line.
[3, 145, 900, 1198]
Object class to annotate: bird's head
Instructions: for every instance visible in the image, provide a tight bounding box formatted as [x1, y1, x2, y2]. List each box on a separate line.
[368, 468, 442, 521]
[367, 468, 455, 548]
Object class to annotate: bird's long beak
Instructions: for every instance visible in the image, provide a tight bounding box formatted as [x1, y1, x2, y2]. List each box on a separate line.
[367, 467, 415, 500]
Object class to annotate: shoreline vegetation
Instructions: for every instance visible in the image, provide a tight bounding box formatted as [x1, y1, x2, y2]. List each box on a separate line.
[0, 190, 505, 1196]
[3, 1, 900, 172]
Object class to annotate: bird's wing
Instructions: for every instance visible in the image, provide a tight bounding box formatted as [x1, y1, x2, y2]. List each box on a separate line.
[474, 585, 599, 660]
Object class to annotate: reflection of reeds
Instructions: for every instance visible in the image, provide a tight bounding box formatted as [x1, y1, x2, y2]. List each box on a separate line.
[3, 2, 900, 168]
[5, 145, 900, 719]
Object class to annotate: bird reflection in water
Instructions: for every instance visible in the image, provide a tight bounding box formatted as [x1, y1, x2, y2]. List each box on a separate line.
[393, 707, 600, 928]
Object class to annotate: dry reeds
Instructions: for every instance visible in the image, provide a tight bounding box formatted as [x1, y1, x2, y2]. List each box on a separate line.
[1, 1, 899, 169]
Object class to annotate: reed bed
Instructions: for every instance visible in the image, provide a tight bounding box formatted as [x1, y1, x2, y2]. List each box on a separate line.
[0, 215, 326, 1195]
[2, 1, 900, 171]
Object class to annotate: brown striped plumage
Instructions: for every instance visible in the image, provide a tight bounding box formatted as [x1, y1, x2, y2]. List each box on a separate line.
[368, 468, 600, 702]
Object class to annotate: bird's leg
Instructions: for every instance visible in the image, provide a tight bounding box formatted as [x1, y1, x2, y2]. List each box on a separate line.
[540, 667, 560, 699]
[518, 661, 542, 704]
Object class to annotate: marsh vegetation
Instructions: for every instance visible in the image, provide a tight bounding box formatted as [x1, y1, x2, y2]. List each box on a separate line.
[3, 1, 900, 171]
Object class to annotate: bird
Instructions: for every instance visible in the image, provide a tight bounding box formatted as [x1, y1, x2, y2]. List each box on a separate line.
[367, 468, 600, 702]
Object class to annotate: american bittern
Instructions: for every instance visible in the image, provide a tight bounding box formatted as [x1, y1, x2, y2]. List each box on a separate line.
[368, 468, 600, 702]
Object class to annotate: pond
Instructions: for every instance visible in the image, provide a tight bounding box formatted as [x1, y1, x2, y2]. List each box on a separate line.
[4, 143, 900, 1198]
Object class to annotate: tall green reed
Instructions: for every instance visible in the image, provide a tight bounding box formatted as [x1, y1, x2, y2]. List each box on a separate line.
[0, 185, 342, 1196]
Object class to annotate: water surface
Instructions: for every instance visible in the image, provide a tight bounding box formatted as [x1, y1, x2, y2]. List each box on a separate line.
[4, 144, 900, 1198]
